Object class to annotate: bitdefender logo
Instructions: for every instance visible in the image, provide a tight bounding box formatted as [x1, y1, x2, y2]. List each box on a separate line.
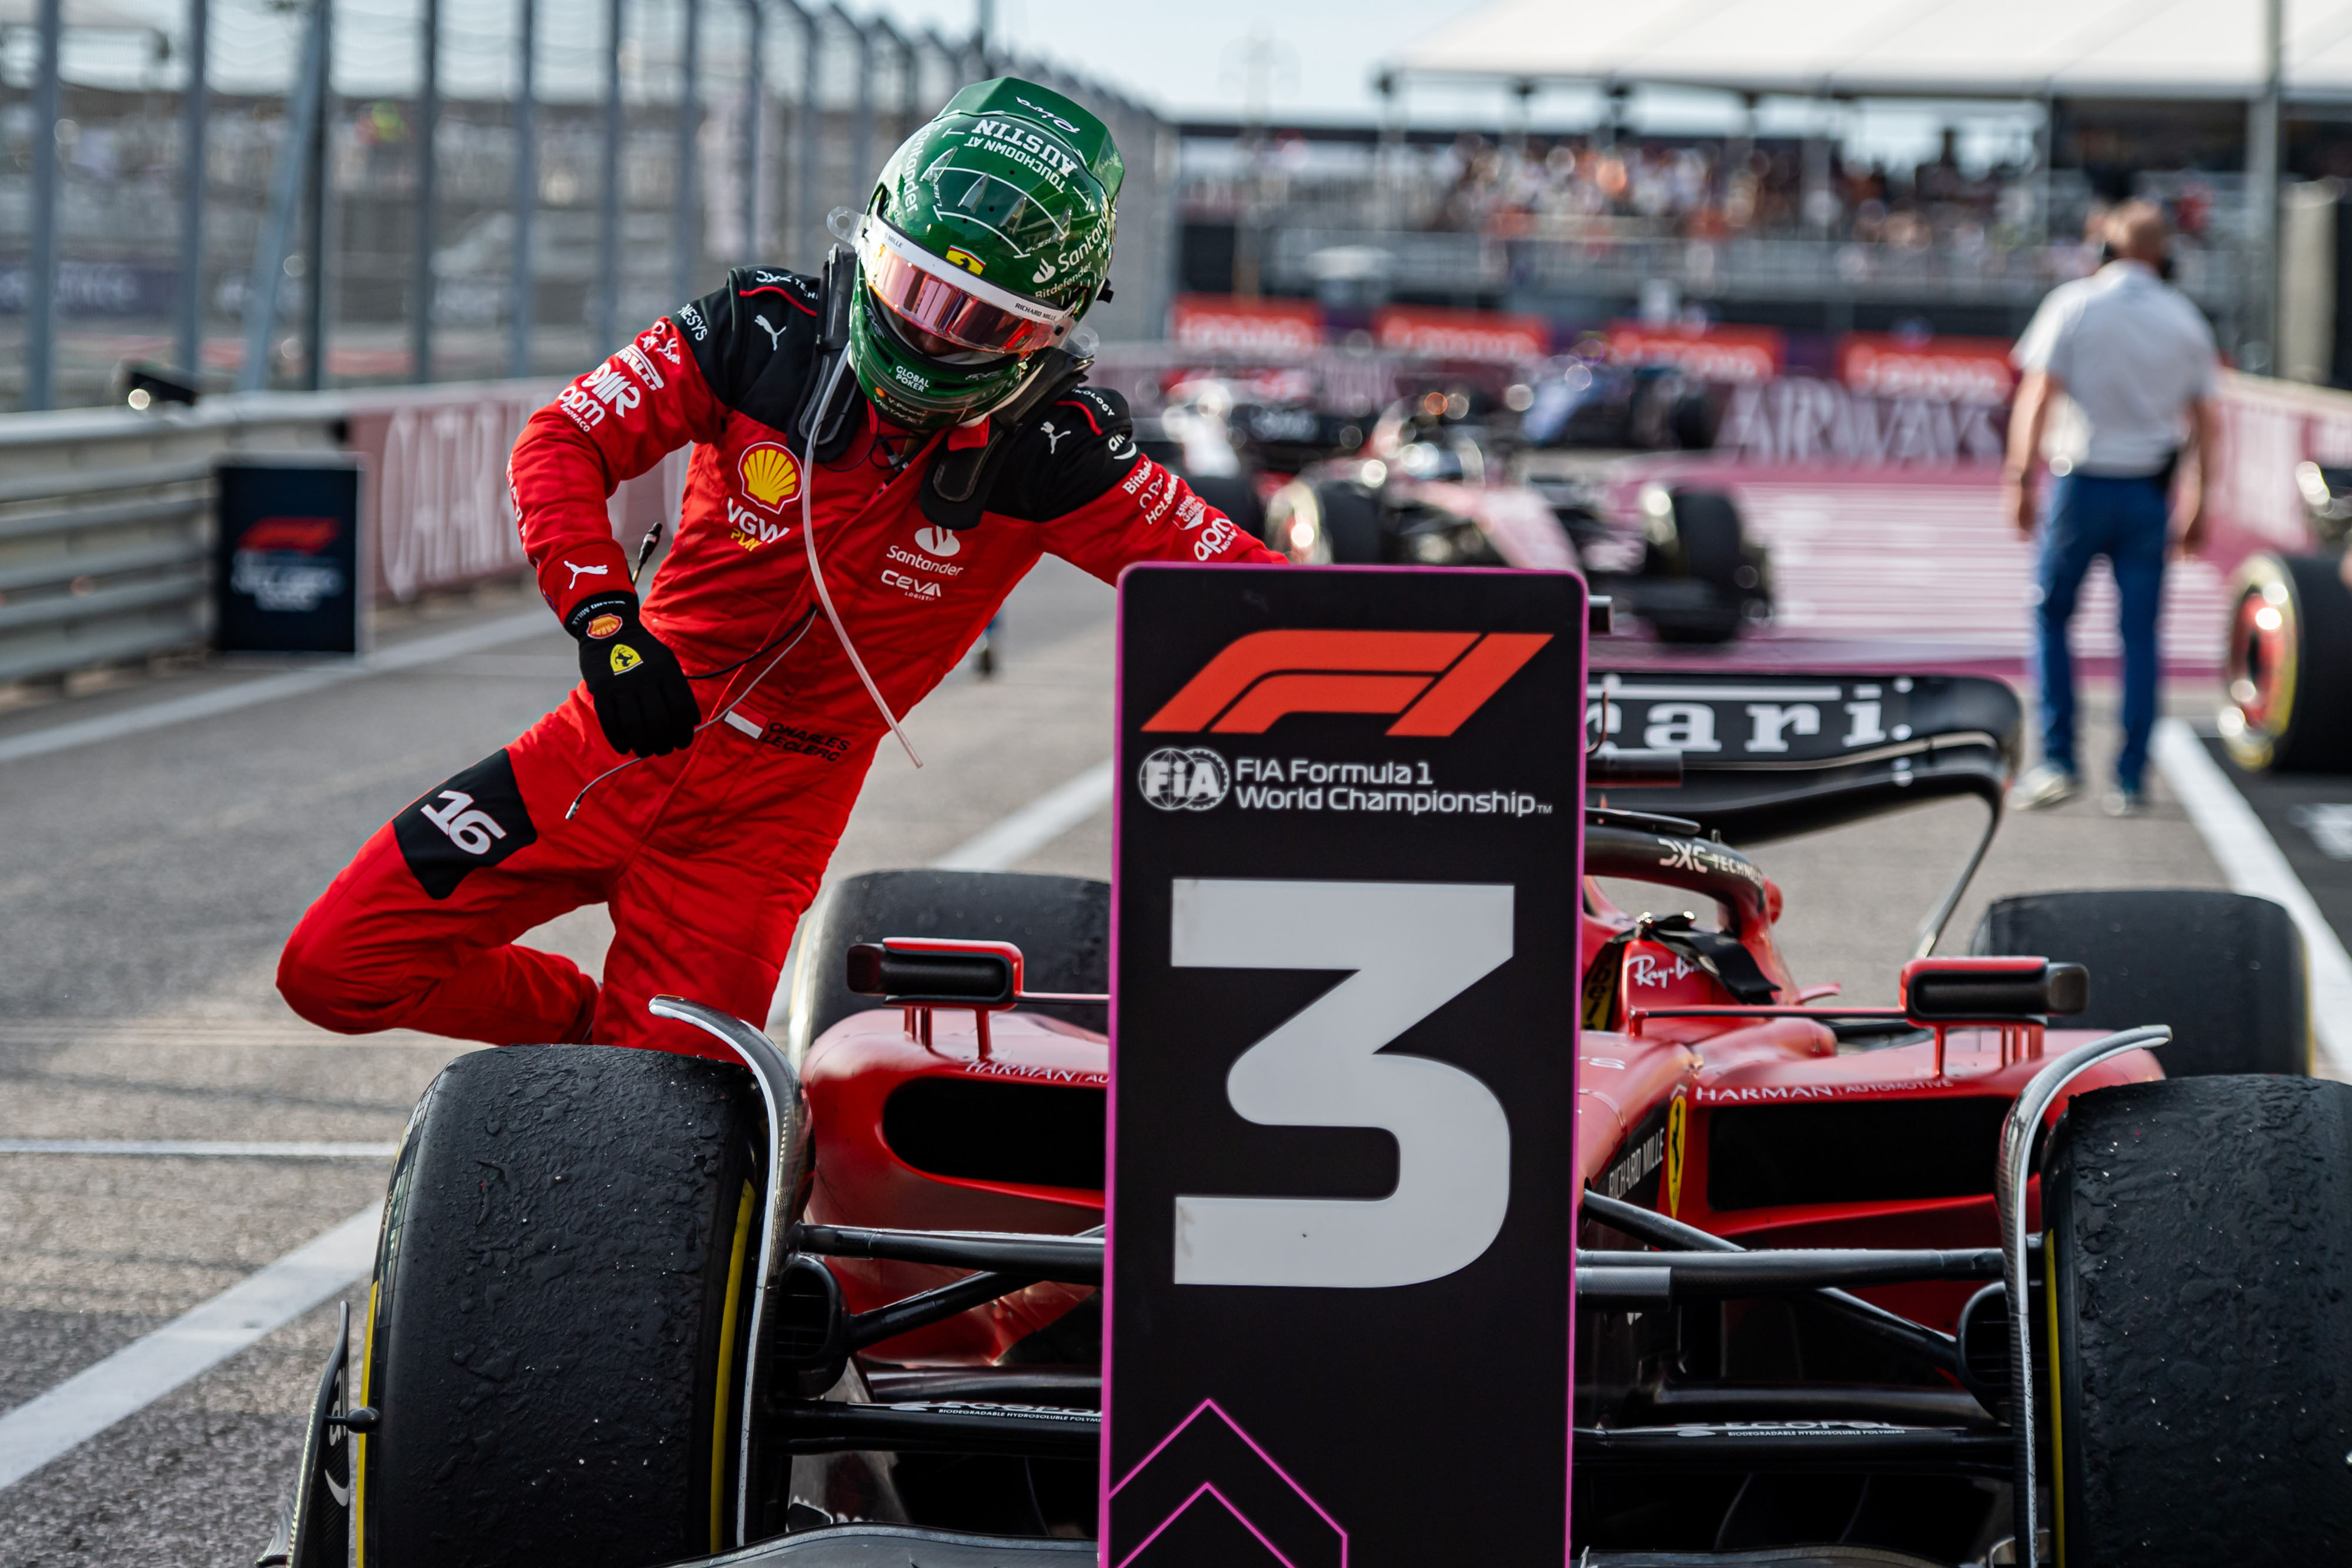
[1144, 630, 1551, 737]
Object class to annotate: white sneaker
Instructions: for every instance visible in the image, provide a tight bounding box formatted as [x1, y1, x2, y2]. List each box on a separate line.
[2008, 764, 2079, 811]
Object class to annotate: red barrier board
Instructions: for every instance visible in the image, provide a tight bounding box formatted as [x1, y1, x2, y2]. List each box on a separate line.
[1169, 295, 1325, 357]
[1605, 323, 1785, 383]
[1372, 304, 1551, 362]
[1837, 333, 2016, 404]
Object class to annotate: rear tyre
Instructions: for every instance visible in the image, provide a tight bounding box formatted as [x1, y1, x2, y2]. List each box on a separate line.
[360, 1045, 763, 1568]
[1972, 889, 2308, 1076]
[1312, 480, 1385, 564]
[2046, 1075, 2352, 1566]
[2221, 551, 2352, 771]
[1182, 473, 1265, 545]
[776, 868, 1110, 1059]
[1635, 489, 1749, 643]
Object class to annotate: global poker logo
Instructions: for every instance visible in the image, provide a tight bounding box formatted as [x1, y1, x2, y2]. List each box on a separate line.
[1138, 747, 1229, 811]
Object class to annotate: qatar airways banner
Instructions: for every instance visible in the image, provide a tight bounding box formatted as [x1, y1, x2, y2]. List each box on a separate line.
[1713, 377, 2008, 467]
[341, 379, 684, 603]
[1373, 304, 1551, 362]
[1169, 295, 1325, 357]
[1836, 333, 2016, 403]
[1606, 323, 1785, 384]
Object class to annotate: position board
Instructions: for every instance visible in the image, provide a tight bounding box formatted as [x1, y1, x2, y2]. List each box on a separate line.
[1104, 563, 1586, 1565]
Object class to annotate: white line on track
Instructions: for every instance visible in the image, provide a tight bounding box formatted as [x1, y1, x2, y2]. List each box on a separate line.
[0, 1139, 396, 1158]
[0, 608, 552, 766]
[928, 758, 1115, 871]
[2153, 717, 2352, 1080]
[0, 1205, 379, 1493]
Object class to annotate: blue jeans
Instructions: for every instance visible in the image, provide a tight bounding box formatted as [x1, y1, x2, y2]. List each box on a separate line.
[2034, 473, 2169, 790]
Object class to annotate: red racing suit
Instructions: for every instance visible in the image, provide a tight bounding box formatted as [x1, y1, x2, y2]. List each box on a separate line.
[279, 266, 1280, 1057]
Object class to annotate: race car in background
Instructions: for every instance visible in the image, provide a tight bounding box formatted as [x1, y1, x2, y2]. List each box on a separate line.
[1129, 375, 1370, 547]
[2220, 457, 2352, 771]
[259, 668, 2346, 1568]
[1262, 385, 1770, 642]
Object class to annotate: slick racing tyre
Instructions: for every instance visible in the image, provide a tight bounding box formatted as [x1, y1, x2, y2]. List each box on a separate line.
[1262, 479, 1383, 564]
[776, 868, 1109, 1059]
[1635, 488, 1752, 644]
[358, 1045, 764, 1568]
[2220, 551, 2352, 772]
[1182, 473, 1265, 548]
[1973, 890, 2309, 1076]
[2044, 1075, 2352, 1566]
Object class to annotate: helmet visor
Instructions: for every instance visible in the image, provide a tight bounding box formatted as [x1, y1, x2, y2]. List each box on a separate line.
[859, 216, 1075, 358]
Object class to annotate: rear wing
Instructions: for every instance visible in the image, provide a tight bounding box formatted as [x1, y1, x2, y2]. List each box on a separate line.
[1587, 671, 2021, 845]
[1588, 671, 2021, 959]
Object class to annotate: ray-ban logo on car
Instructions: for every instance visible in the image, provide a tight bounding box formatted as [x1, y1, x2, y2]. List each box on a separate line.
[1144, 630, 1551, 737]
[1138, 747, 1230, 810]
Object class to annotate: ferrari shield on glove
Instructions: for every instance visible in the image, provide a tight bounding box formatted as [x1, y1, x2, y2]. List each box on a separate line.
[847, 77, 1123, 431]
[568, 593, 699, 757]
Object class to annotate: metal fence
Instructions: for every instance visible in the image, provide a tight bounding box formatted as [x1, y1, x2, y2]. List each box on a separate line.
[0, 375, 690, 686]
[0, 0, 1174, 413]
[0, 396, 338, 683]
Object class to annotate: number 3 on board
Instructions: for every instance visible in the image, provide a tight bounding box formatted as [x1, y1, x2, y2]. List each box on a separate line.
[1169, 878, 1516, 1289]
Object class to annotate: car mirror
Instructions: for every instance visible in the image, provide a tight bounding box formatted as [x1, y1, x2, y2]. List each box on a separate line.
[1902, 957, 2088, 1022]
[846, 939, 1021, 1008]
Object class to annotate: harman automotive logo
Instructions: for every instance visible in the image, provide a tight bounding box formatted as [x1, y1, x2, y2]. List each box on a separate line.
[1138, 747, 1230, 811]
[1145, 630, 1551, 737]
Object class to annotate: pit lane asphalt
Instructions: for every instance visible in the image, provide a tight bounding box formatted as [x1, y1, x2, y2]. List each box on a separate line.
[0, 568, 2243, 1567]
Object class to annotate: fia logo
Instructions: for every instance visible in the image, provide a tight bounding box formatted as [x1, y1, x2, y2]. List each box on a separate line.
[913, 526, 961, 557]
[419, 789, 507, 856]
[1138, 747, 1230, 811]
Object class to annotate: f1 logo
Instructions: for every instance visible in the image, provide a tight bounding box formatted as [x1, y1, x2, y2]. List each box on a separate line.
[1142, 630, 1551, 737]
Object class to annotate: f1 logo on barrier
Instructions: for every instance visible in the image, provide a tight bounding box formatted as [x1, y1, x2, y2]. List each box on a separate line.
[1142, 628, 1550, 735]
[1109, 564, 1584, 1566]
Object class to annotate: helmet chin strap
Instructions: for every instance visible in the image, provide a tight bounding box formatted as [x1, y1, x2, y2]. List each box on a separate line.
[799, 347, 924, 769]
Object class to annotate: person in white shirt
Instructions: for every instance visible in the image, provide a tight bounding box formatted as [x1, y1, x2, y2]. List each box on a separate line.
[2002, 200, 2219, 816]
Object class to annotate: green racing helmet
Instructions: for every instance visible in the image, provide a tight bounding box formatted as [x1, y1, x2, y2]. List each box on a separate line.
[847, 77, 1124, 432]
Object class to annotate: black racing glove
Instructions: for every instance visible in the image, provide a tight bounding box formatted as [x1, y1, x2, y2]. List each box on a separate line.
[568, 593, 700, 757]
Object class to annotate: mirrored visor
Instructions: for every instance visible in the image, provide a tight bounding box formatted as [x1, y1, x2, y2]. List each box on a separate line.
[858, 216, 1074, 358]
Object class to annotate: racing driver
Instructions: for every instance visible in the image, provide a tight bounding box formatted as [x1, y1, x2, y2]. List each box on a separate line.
[278, 79, 1279, 1058]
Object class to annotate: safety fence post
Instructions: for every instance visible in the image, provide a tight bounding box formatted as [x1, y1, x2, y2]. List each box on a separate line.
[174, 0, 210, 380]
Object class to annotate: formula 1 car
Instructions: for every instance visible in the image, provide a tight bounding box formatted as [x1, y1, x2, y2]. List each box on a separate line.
[1262, 394, 1769, 643]
[260, 671, 2347, 1568]
[2218, 459, 2352, 771]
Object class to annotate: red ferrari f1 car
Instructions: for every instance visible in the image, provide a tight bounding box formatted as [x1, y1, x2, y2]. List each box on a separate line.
[260, 670, 2349, 1568]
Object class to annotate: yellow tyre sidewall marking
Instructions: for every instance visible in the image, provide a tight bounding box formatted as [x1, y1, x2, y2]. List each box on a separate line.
[710, 1180, 756, 1553]
[354, 1276, 379, 1568]
[2046, 1224, 2067, 1566]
